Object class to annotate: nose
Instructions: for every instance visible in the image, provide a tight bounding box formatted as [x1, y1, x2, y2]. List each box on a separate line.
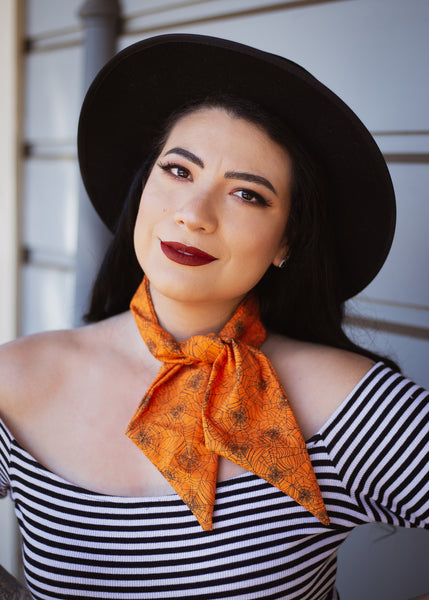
[174, 189, 218, 233]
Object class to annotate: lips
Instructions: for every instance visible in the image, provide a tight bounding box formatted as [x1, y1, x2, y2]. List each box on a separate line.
[160, 241, 217, 266]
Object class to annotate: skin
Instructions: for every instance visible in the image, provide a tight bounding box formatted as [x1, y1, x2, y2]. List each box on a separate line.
[0, 108, 373, 493]
[0, 106, 374, 493]
[0, 106, 399, 592]
[133, 108, 291, 340]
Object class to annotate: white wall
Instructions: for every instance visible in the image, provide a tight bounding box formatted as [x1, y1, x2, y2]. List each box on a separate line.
[20, 0, 82, 335]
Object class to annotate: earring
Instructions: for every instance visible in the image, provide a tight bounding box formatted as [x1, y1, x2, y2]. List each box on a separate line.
[277, 252, 290, 269]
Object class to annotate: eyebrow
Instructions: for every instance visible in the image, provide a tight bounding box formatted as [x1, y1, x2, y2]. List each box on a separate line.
[163, 146, 277, 195]
[224, 171, 277, 195]
[164, 147, 204, 169]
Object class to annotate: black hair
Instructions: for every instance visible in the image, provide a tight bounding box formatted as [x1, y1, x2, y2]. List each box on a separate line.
[82, 158, 150, 323]
[84, 94, 398, 370]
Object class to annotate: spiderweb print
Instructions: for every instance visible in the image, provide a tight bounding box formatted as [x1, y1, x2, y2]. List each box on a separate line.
[126, 277, 329, 530]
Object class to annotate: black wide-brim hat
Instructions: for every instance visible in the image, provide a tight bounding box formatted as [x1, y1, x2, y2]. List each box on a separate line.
[78, 33, 395, 300]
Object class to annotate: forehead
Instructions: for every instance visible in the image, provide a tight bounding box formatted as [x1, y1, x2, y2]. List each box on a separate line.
[162, 107, 291, 165]
[166, 106, 266, 138]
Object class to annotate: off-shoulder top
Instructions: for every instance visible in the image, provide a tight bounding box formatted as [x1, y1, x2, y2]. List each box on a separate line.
[1, 363, 428, 600]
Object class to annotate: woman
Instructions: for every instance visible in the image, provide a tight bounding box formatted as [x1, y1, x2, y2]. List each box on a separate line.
[0, 34, 428, 600]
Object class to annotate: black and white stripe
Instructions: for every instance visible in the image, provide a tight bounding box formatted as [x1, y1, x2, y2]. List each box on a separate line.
[1, 363, 428, 600]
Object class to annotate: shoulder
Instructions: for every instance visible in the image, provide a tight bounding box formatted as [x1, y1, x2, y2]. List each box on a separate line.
[0, 311, 156, 422]
[0, 327, 83, 419]
[262, 334, 375, 440]
[0, 318, 117, 420]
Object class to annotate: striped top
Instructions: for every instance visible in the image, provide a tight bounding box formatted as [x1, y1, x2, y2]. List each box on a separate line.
[0, 362, 428, 600]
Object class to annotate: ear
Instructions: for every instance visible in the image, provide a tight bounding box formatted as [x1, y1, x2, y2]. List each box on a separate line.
[272, 239, 290, 268]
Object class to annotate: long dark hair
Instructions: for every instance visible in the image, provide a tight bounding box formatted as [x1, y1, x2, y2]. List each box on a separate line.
[84, 94, 397, 369]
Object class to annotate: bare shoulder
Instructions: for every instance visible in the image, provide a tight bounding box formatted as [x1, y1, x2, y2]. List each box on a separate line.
[0, 311, 154, 423]
[263, 334, 375, 440]
[0, 327, 82, 418]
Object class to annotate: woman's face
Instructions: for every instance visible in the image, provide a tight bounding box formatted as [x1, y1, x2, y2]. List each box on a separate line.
[134, 107, 292, 311]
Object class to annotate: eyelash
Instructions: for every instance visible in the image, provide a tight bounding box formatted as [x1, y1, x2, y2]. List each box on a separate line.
[157, 161, 271, 207]
[235, 189, 271, 207]
[158, 161, 191, 180]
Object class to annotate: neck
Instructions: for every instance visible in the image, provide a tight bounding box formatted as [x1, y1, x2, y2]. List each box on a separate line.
[149, 283, 244, 342]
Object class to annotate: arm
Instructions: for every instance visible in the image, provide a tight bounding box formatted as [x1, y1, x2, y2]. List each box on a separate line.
[409, 595, 429, 600]
[0, 566, 32, 599]
[322, 364, 429, 529]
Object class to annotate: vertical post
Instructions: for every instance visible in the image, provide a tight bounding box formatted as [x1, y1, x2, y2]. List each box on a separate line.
[74, 0, 121, 325]
[0, 0, 20, 345]
[0, 0, 22, 580]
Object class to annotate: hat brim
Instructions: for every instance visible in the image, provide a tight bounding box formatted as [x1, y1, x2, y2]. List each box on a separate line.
[77, 33, 395, 300]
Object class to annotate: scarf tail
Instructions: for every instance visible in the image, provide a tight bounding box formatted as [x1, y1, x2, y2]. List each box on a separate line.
[128, 277, 330, 529]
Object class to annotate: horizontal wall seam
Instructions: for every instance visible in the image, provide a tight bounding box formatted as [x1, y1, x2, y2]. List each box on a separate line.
[383, 153, 429, 164]
[373, 130, 429, 137]
[22, 247, 76, 271]
[123, 0, 226, 21]
[23, 142, 76, 160]
[345, 315, 429, 341]
[354, 297, 429, 314]
[23, 152, 77, 161]
[24, 0, 350, 52]
[24, 36, 83, 54]
[25, 24, 81, 44]
[122, 0, 350, 37]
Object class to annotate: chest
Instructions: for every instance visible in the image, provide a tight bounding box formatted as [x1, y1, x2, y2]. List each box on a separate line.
[13, 364, 248, 497]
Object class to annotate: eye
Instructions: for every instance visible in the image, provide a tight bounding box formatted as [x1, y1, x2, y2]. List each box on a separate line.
[158, 162, 192, 180]
[234, 189, 271, 207]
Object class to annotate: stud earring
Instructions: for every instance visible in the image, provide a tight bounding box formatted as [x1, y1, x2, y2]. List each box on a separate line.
[277, 251, 290, 269]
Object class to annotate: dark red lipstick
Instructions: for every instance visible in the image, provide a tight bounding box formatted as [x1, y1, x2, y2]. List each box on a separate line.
[160, 241, 217, 266]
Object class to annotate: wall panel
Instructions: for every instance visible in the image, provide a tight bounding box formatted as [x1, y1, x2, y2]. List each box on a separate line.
[21, 264, 75, 334]
[23, 159, 78, 255]
[24, 48, 81, 145]
[26, 0, 82, 37]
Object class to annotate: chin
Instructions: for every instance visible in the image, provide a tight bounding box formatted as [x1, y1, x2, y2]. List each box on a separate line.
[144, 261, 263, 307]
[147, 270, 206, 300]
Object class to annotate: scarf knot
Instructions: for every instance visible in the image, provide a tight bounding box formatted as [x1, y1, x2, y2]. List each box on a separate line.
[181, 335, 226, 364]
[126, 277, 329, 531]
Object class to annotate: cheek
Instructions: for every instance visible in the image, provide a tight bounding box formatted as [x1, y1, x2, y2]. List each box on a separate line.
[237, 219, 287, 260]
[133, 194, 153, 253]
[133, 184, 169, 266]
[134, 186, 159, 232]
[137, 176, 172, 222]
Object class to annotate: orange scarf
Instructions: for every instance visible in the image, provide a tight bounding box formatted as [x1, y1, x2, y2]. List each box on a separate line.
[126, 277, 329, 530]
